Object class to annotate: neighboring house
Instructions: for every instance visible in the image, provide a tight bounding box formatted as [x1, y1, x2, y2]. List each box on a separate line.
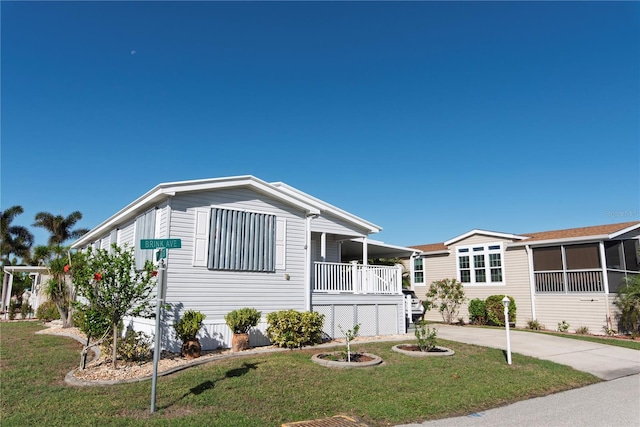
[70, 176, 417, 351]
[1, 266, 50, 317]
[409, 222, 640, 333]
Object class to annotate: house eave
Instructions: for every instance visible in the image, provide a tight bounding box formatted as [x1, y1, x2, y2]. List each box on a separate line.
[444, 229, 527, 246]
[71, 175, 322, 249]
[509, 235, 610, 248]
[417, 250, 451, 256]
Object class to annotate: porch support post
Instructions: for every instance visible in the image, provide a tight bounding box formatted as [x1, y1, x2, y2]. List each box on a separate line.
[525, 245, 537, 320]
[362, 237, 368, 293]
[1, 271, 14, 318]
[304, 215, 314, 311]
[362, 237, 368, 265]
[599, 241, 612, 329]
[320, 232, 326, 262]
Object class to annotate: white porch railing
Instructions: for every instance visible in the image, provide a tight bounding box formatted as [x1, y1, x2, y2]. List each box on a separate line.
[535, 270, 604, 293]
[313, 262, 402, 295]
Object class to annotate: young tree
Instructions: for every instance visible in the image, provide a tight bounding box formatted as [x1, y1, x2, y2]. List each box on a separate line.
[43, 246, 77, 327]
[1, 206, 34, 265]
[32, 211, 89, 246]
[423, 278, 468, 324]
[72, 245, 157, 368]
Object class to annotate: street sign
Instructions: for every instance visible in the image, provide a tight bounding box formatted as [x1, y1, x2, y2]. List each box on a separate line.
[140, 239, 182, 250]
[155, 248, 167, 261]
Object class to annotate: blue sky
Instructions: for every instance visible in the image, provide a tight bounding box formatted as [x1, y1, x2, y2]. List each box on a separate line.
[2, 1, 639, 249]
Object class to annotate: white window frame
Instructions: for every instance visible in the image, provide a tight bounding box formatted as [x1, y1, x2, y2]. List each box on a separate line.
[456, 243, 505, 285]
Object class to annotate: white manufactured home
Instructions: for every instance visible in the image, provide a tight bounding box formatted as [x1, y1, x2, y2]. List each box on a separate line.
[71, 176, 418, 351]
[409, 222, 640, 333]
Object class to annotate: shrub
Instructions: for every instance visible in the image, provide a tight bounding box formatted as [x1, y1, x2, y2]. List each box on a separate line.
[557, 320, 570, 333]
[8, 299, 17, 320]
[224, 307, 261, 334]
[485, 295, 516, 326]
[575, 326, 590, 335]
[468, 298, 487, 325]
[424, 278, 467, 324]
[36, 300, 61, 322]
[266, 309, 325, 348]
[20, 302, 32, 319]
[415, 321, 438, 351]
[102, 330, 152, 363]
[174, 310, 206, 342]
[526, 319, 544, 331]
[614, 274, 640, 335]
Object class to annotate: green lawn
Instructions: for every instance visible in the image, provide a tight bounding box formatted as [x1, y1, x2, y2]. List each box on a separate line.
[1, 322, 599, 427]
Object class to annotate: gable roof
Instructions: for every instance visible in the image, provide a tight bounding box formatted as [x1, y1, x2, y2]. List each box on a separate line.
[71, 175, 380, 249]
[270, 181, 381, 233]
[444, 229, 527, 246]
[412, 221, 640, 254]
[410, 242, 448, 253]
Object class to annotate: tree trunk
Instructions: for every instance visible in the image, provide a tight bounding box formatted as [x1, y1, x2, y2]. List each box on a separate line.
[112, 323, 118, 369]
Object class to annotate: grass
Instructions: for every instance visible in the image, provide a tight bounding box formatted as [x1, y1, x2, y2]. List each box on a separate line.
[1, 322, 600, 427]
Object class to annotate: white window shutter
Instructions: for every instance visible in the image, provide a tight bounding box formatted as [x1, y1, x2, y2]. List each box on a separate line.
[193, 208, 210, 267]
[275, 218, 286, 270]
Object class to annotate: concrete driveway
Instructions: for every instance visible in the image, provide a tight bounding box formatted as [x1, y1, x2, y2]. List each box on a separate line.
[433, 325, 640, 380]
[396, 325, 640, 427]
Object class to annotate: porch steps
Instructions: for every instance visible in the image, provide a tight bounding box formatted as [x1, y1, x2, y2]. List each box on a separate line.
[281, 415, 369, 427]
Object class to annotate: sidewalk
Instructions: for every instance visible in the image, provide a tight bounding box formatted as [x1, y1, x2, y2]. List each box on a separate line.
[396, 325, 640, 427]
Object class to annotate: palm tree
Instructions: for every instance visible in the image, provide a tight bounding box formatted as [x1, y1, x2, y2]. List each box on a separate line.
[1, 206, 34, 265]
[32, 211, 90, 246]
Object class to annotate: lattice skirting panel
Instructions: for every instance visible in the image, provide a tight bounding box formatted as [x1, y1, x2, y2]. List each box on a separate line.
[312, 303, 400, 339]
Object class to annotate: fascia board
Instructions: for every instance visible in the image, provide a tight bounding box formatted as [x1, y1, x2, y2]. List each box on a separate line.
[271, 182, 381, 233]
[444, 229, 527, 246]
[349, 237, 420, 254]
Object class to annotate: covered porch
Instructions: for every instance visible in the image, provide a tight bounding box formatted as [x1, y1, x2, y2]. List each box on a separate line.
[311, 236, 418, 296]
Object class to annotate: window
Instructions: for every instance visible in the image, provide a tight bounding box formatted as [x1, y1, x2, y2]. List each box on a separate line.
[134, 209, 156, 270]
[208, 208, 276, 272]
[456, 244, 504, 285]
[413, 257, 424, 284]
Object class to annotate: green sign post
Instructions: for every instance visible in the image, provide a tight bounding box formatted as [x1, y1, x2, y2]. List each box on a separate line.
[139, 238, 181, 414]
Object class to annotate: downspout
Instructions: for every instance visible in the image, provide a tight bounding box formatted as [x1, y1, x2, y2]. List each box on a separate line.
[599, 241, 613, 329]
[525, 245, 537, 320]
